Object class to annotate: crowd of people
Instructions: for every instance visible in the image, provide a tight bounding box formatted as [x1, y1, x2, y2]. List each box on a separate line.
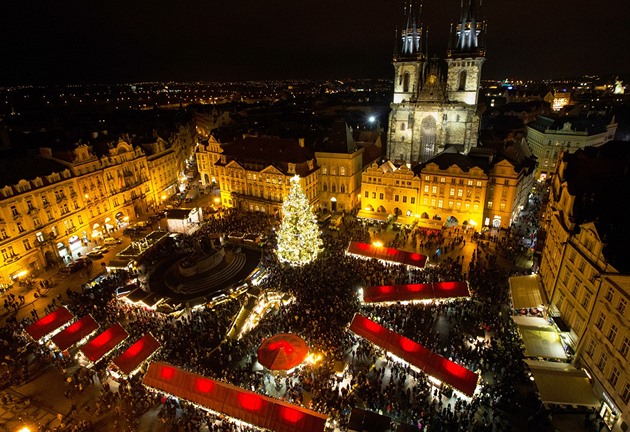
[0, 192, 562, 432]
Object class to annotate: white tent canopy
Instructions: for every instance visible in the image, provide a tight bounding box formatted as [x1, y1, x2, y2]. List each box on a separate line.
[509, 275, 546, 310]
[514, 318, 567, 360]
[525, 360, 599, 407]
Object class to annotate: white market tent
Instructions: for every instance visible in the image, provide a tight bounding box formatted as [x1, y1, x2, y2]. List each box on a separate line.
[513, 316, 567, 360]
[525, 360, 599, 407]
[509, 275, 546, 310]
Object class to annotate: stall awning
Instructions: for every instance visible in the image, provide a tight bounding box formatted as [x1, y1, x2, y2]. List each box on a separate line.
[524, 360, 599, 407]
[363, 281, 469, 303]
[349, 314, 478, 396]
[509, 275, 546, 309]
[112, 333, 161, 376]
[347, 242, 427, 268]
[51, 315, 99, 351]
[356, 210, 389, 222]
[514, 319, 567, 360]
[143, 362, 328, 432]
[80, 323, 129, 363]
[25, 307, 74, 341]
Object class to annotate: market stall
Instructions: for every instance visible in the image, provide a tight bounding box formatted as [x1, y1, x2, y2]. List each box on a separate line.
[509, 275, 546, 310]
[524, 360, 599, 406]
[51, 315, 99, 351]
[257, 334, 308, 372]
[111, 333, 161, 376]
[362, 281, 469, 303]
[346, 242, 427, 268]
[79, 323, 129, 364]
[25, 307, 74, 342]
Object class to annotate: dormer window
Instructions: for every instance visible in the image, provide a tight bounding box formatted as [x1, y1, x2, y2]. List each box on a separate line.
[288, 163, 296, 174]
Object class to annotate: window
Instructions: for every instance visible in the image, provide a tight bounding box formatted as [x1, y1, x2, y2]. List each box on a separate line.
[467, 180, 473, 186]
[379, 193, 384, 200]
[322, 166, 328, 175]
[605, 288, 614, 302]
[577, 259, 586, 273]
[431, 186, 437, 194]
[402, 196, 407, 203]
[487, 201, 493, 210]
[431, 198, 436, 207]
[609, 367, 620, 387]
[608, 324, 618, 343]
[620, 336, 630, 357]
[23, 239, 32, 251]
[365, 191, 369, 198]
[11, 205, 18, 216]
[572, 279, 581, 296]
[458, 189, 463, 197]
[473, 204, 478, 212]
[618, 298, 627, 315]
[440, 177, 445, 183]
[582, 292, 591, 309]
[339, 167, 346, 176]
[424, 185, 430, 193]
[595, 312, 605, 330]
[450, 188, 455, 196]
[621, 383, 630, 404]
[0, 228, 7, 239]
[448, 201, 454, 209]
[476, 181, 482, 187]
[500, 202, 506, 212]
[569, 250, 576, 263]
[586, 338, 596, 357]
[410, 197, 415, 204]
[17, 222, 25, 233]
[394, 195, 399, 202]
[597, 352, 608, 371]
[372, 192, 376, 199]
[438, 200, 443, 208]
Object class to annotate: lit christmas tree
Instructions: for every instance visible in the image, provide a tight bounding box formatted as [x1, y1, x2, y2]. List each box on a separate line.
[276, 175, 323, 266]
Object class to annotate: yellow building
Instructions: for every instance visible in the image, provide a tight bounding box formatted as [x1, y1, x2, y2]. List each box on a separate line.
[358, 147, 533, 231]
[0, 132, 194, 285]
[538, 142, 630, 431]
[314, 121, 381, 213]
[196, 135, 319, 215]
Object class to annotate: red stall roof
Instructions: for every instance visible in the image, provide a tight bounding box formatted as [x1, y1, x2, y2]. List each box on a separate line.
[51, 315, 99, 351]
[347, 242, 427, 268]
[112, 333, 161, 376]
[349, 314, 479, 396]
[25, 307, 74, 341]
[80, 323, 129, 363]
[143, 362, 328, 432]
[363, 281, 469, 303]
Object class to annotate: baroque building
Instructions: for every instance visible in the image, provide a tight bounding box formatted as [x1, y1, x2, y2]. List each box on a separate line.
[0, 126, 194, 286]
[196, 135, 319, 215]
[359, 143, 535, 231]
[526, 115, 617, 179]
[538, 142, 630, 431]
[387, 0, 486, 164]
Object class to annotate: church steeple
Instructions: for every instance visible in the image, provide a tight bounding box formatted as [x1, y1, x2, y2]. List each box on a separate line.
[397, 1, 424, 59]
[447, 0, 486, 58]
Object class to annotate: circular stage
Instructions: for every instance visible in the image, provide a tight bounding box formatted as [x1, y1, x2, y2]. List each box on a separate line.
[148, 243, 261, 305]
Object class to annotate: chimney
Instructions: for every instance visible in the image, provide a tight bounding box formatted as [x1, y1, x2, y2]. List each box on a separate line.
[298, 138, 305, 148]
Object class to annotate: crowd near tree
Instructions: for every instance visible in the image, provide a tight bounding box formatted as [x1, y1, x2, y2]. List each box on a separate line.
[0, 187, 579, 432]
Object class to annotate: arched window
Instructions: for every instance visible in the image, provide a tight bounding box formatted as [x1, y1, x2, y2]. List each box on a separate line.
[403, 72, 410, 92]
[339, 166, 346, 176]
[323, 183, 328, 192]
[420, 116, 437, 161]
[401, 122, 406, 131]
[331, 184, 337, 193]
[458, 70, 467, 91]
[340, 184, 345, 193]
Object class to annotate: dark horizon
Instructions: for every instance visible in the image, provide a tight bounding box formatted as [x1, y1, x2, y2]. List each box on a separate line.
[2, 0, 629, 86]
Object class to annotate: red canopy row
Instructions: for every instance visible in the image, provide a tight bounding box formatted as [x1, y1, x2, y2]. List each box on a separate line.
[363, 281, 470, 303]
[25, 307, 74, 341]
[51, 315, 99, 351]
[113, 333, 161, 376]
[349, 314, 478, 396]
[143, 362, 328, 432]
[80, 323, 129, 363]
[347, 242, 427, 268]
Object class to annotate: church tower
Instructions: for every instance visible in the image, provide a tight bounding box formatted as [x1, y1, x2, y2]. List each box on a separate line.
[446, 0, 486, 106]
[387, 0, 486, 164]
[392, 1, 425, 104]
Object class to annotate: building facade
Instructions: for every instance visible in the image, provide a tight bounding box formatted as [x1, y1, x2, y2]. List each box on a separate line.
[387, 0, 486, 164]
[196, 136, 319, 215]
[538, 142, 630, 431]
[526, 115, 617, 179]
[359, 146, 535, 231]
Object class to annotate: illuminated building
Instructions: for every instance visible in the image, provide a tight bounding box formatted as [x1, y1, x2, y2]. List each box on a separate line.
[388, 0, 485, 164]
[526, 115, 617, 179]
[538, 142, 630, 431]
[196, 135, 319, 214]
[0, 127, 194, 285]
[359, 145, 534, 231]
[551, 91, 571, 111]
[314, 121, 381, 213]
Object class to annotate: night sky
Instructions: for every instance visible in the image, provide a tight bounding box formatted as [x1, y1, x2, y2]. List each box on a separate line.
[1, 0, 629, 85]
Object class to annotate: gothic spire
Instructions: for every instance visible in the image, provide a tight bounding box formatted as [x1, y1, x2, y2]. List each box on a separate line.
[448, 0, 485, 58]
[398, 0, 424, 59]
